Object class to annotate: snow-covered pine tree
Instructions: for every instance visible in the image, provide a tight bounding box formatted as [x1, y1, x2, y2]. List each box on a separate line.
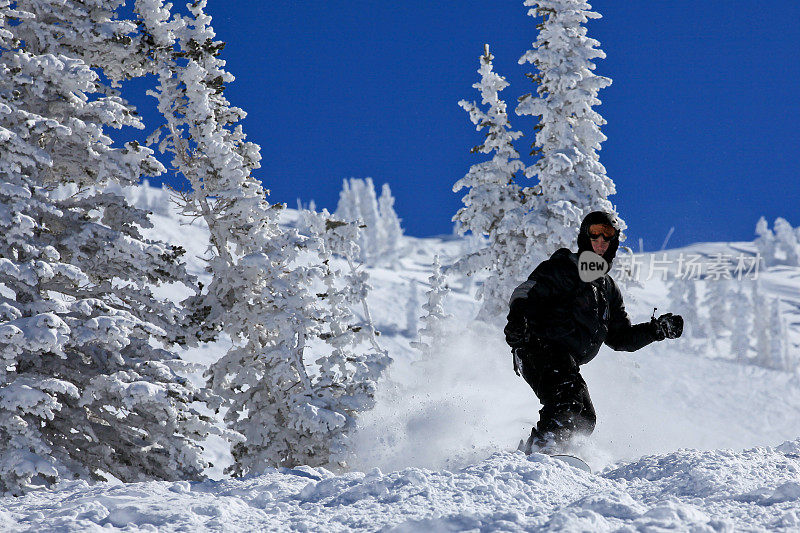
[355, 177, 383, 261]
[405, 279, 420, 336]
[730, 284, 752, 363]
[138, 0, 312, 472]
[703, 278, 732, 343]
[335, 177, 402, 266]
[751, 279, 771, 368]
[136, 183, 152, 212]
[378, 183, 404, 267]
[516, 0, 624, 256]
[0, 1, 221, 494]
[666, 275, 700, 339]
[137, 0, 387, 473]
[12, 0, 152, 85]
[769, 298, 789, 371]
[773, 217, 800, 266]
[453, 231, 484, 293]
[452, 44, 527, 320]
[411, 256, 452, 358]
[754, 216, 777, 267]
[685, 279, 701, 338]
[136, 179, 171, 216]
[311, 213, 386, 361]
[300, 209, 391, 467]
[335, 178, 359, 226]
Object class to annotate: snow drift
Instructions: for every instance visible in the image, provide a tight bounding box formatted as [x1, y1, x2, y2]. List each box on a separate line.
[3, 439, 799, 531]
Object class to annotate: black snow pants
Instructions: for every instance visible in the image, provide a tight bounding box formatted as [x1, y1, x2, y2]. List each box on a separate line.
[517, 349, 596, 442]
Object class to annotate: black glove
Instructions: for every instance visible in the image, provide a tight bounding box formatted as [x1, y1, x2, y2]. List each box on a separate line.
[504, 315, 528, 349]
[651, 312, 683, 340]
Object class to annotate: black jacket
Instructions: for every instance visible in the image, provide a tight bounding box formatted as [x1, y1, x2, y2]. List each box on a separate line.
[506, 247, 656, 366]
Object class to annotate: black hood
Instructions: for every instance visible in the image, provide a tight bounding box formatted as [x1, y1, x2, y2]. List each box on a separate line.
[577, 211, 621, 267]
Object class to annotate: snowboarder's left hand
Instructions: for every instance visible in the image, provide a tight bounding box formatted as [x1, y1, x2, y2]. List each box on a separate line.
[651, 313, 683, 340]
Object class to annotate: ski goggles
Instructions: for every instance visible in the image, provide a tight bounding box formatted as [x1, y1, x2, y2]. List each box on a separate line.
[587, 224, 617, 242]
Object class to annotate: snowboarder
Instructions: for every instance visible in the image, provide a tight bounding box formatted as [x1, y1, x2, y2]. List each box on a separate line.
[505, 211, 683, 453]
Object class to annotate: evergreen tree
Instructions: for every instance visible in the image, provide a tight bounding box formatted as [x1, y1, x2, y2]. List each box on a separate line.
[137, 1, 388, 472]
[769, 298, 788, 371]
[730, 284, 751, 363]
[411, 256, 452, 358]
[137, 180, 171, 216]
[751, 279, 771, 368]
[356, 177, 383, 261]
[300, 209, 391, 467]
[378, 182, 404, 267]
[0, 1, 220, 493]
[335, 177, 403, 266]
[704, 278, 732, 341]
[405, 279, 420, 336]
[754, 216, 777, 267]
[516, 0, 624, 257]
[335, 178, 360, 225]
[667, 275, 700, 339]
[773, 217, 800, 266]
[452, 44, 527, 320]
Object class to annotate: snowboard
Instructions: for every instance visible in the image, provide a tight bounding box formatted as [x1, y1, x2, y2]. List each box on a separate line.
[549, 454, 591, 473]
[517, 439, 592, 473]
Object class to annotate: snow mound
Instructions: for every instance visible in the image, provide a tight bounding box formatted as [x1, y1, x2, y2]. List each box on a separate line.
[4, 440, 800, 531]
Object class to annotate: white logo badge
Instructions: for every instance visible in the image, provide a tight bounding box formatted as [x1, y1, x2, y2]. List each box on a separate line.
[578, 251, 609, 282]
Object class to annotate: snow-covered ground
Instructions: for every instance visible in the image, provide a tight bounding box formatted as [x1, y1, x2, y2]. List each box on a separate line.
[3, 186, 799, 531]
[5, 440, 800, 531]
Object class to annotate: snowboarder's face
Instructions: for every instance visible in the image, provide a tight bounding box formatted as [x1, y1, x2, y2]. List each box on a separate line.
[587, 224, 615, 256]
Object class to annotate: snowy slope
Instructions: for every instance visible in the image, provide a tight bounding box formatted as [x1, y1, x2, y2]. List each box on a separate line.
[3, 441, 800, 531]
[3, 185, 799, 531]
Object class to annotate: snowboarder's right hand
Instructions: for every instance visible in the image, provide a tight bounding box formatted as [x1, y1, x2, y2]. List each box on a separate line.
[651, 313, 684, 340]
[504, 315, 528, 349]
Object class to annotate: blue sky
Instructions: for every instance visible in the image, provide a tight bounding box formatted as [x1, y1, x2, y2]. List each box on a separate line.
[130, 1, 800, 251]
